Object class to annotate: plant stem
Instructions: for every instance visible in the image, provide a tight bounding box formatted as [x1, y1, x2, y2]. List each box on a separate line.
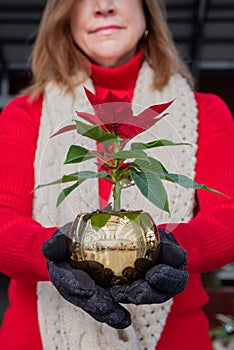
[112, 137, 123, 212]
[113, 181, 121, 212]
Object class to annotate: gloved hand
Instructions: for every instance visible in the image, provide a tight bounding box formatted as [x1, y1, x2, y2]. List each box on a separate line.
[110, 228, 189, 305]
[42, 223, 131, 329]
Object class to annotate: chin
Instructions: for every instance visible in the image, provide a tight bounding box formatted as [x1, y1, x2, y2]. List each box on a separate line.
[93, 49, 134, 68]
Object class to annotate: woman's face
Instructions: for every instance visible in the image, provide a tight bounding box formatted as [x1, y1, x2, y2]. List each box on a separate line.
[70, 0, 146, 67]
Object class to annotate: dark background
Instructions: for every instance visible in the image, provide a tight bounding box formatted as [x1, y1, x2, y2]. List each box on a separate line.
[0, 0, 234, 332]
[1, 0, 233, 112]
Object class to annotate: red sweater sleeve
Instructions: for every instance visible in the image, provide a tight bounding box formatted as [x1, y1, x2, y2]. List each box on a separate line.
[0, 95, 56, 282]
[162, 93, 234, 273]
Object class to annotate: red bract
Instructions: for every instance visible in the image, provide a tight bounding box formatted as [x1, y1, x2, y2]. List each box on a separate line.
[76, 88, 174, 140]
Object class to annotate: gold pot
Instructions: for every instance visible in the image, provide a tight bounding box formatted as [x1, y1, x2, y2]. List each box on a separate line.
[69, 210, 160, 286]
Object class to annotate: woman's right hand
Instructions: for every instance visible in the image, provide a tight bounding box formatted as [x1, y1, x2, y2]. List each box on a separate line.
[42, 223, 131, 329]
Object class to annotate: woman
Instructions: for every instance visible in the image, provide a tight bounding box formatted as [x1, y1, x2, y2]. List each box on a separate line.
[0, 0, 234, 349]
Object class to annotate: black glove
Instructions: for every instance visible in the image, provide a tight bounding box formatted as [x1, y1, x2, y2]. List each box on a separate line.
[110, 228, 189, 305]
[42, 223, 131, 329]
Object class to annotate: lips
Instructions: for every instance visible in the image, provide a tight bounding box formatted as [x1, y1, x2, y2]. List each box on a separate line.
[91, 25, 123, 35]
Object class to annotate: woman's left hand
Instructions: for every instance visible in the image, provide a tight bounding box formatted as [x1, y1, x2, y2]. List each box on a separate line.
[110, 228, 189, 304]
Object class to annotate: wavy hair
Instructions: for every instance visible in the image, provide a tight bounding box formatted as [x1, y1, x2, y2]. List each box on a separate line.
[26, 0, 194, 98]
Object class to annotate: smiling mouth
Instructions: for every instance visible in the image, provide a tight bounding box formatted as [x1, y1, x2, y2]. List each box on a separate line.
[92, 25, 123, 35]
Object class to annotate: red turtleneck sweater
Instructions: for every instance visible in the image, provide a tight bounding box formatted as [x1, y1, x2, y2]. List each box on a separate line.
[0, 50, 234, 350]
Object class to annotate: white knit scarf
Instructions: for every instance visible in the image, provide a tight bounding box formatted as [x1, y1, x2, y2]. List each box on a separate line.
[33, 61, 198, 350]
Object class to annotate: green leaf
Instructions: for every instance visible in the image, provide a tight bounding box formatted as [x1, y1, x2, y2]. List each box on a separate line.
[64, 145, 95, 164]
[34, 175, 79, 190]
[129, 168, 169, 213]
[90, 213, 111, 231]
[131, 139, 191, 150]
[115, 211, 142, 221]
[55, 172, 110, 206]
[131, 157, 168, 174]
[210, 325, 227, 339]
[111, 150, 150, 161]
[90, 212, 144, 231]
[74, 119, 117, 145]
[35, 171, 109, 191]
[56, 181, 81, 207]
[69, 171, 109, 179]
[161, 173, 228, 197]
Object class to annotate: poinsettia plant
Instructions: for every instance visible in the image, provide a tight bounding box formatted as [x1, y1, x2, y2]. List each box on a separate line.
[36, 87, 225, 212]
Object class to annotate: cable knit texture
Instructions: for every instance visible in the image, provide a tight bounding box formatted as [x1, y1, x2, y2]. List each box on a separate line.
[33, 62, 198, 349]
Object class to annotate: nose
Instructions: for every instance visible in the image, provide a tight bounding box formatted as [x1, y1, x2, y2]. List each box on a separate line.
[94, 0, 115, 16]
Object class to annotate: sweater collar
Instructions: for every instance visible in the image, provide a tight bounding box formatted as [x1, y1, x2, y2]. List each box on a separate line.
[90, 48, 144, 91]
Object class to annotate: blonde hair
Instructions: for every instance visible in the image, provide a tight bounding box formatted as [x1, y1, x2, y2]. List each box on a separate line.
[26, 0, 194, 98]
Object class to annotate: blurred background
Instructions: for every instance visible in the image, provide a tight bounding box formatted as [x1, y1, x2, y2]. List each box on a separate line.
[0, 0, 234, 347]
